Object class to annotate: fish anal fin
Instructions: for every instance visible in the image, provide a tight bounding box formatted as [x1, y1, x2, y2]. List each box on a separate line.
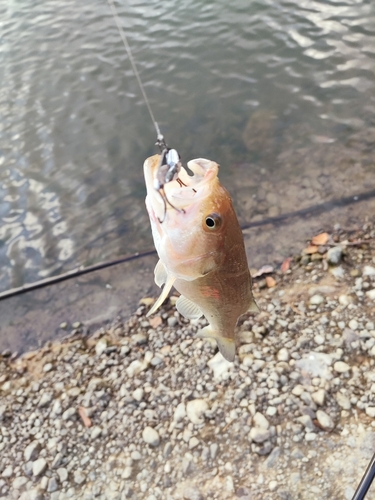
[176, 295, 203, 320]
[196, 325, 236, 362]
[147, 275, 175, 317]
[248, 296, 260, 313]
[154, 260, 167, 288]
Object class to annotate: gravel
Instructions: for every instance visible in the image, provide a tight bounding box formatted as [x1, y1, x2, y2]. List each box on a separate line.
[0, 223, 375, 499]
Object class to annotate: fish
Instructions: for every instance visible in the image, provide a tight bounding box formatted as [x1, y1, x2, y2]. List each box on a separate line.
[143, 154, 258, 361]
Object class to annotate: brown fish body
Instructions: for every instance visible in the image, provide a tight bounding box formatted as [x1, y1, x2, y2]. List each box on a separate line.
[144, 154, 257, 361]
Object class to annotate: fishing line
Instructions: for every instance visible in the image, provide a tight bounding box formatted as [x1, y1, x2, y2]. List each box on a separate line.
[106, 0, 164, 142]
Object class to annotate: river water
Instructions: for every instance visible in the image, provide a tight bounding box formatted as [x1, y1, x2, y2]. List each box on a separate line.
[1, 0, 375, 351]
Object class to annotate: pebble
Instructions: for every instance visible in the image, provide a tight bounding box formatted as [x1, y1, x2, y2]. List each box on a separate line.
[1, 465, 13, 478]
[24, 441, 41, 462]
[73, 470, 86, 485]
[253, 412, 269, 429]
[316, 410, 335, 431]
[57, 468, 68, 482]
[327, 246, 343, 265]
[95, 338, 108, 356]
[366, 407, 375, 418]
[336, 393, 351, 410]
[186, 399, 209, 424]
[363, 266, 375, 276]
[250, 428, 270, 443]
[309, 294, 324, 305]
[38, 392, 53, 407]
[348, 319, 359, 331]
[366, 289, 375, 300]
[32, 458, 47, 477]
[207, 352, 232, 379]
[43, 363, 53, 372]
[312, 389, 326, 406]
[174, 402, 186, 422]
[91, 426, 102, 440]
[334, 361, 351, 373]
[142, 426, 160, 447]
[62, 407, 76, 420]
[12, 476, 28, 489]
[277, 348, 290, 362]
[47, 477, 59, 493]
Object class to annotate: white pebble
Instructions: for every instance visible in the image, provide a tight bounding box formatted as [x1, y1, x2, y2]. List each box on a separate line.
[142, 426, 160, 447]
[334, 361, 350, 373]
[186, 399, 209, 424]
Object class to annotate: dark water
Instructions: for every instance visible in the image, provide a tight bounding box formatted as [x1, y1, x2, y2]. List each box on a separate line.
[1, 0, 375, 350]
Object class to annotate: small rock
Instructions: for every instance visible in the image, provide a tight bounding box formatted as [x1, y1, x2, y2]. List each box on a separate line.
[253, 412, 270, 429]
[327, 246, 343, 265]
[312, 389, 326, 406]
[167, 317, 178, 327]
[336, 393, 351, 410]
[339, 295, 352, 306]
[12, 476, 28, 489]
[366, 289, 375, 300]
[142, 426, 160, 447]
[33, 458, 47, 477]
[210, 443, 219, 460]
[62, 407, 76, 421]
[363, 266, 375, 276]
[47, 477, 59, 493]
[310, 294, 324, 305]
[132, 388, 144, 402]
[1, 465, 13, 478]
[189, 437, 200, 449]
[95, 338, 108, 356]
[182, 453, 193, 475]
[57, 468, 68, 482]
[250, 427, 270, 443]
[316, 410, 335, 431]
[366, 407, 375, 418]
[59, 322, 68, 329]
[305, 432, 317, 441]
[174, 403, 186, 422]
[298, 415, 315, 431]
[186, 399, 209, 424]
[183, 486, 204, 500]
[73, 470, 86, 485]
[277, 348, 290, 362]
[269, 480, 278, 491]
[24, 441, 41, 462]
[122, 466, 132, 479]
[207, 352, 232, 379]
[38, 392, 53, 407]
[72, 321, 81, 328]
[131, 333, 148, 345]
[334, 361, 350, 373]
[43, 363, 53, 373]
[348, 319, 359, 331]
[91, 426, 102, 440]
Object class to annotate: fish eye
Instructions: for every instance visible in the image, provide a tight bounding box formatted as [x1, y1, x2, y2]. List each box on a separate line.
[205, 213, 222, 230]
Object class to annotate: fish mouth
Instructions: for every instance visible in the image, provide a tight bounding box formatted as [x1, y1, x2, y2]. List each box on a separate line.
[144, 155, 219, 221]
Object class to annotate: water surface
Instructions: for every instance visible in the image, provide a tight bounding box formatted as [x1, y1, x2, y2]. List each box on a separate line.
[1, 0, 375, 350]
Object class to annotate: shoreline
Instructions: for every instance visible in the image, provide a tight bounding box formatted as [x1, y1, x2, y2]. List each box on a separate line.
[1, 221, 375, 499]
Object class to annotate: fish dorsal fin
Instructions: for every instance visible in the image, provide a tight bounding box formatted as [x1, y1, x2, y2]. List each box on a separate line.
[147, 275, 175, 317]
[196, 326, 236, 362]
[248, 296, 260, 313]
[154, 260, 167, 288]
[176, 295, 203, 320]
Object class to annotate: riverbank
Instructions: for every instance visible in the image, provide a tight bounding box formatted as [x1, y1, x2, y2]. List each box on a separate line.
[1, 220, 375, 500]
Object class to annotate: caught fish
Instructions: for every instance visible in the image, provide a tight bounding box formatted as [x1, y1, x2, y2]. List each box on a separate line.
[143, 154, 258, 361]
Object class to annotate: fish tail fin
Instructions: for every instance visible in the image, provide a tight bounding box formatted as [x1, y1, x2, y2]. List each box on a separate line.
[197, 326, 236, 362]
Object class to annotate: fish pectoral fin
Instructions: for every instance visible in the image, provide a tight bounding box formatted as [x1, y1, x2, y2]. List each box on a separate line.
[154, 259, 167, 288]
[176, 295, 203, 320]
[248, 296, 260, 313]
[196, 326, 236, 362]
[147, 275, 175, 317]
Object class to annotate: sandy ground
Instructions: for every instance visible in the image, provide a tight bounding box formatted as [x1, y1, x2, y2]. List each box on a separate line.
[0, 221, 375, 500]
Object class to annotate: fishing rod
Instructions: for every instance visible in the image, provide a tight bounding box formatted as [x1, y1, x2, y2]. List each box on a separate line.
[0, 186, 374, 302]
[352, 452, 375, 500]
